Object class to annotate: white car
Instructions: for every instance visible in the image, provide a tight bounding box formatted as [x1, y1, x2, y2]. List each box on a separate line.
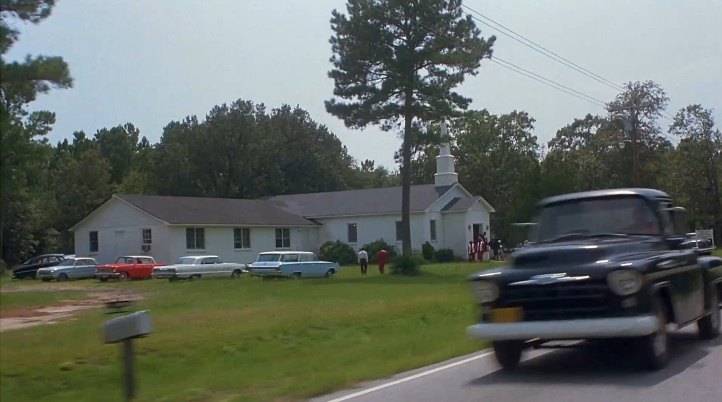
[151, 255, 246, 281]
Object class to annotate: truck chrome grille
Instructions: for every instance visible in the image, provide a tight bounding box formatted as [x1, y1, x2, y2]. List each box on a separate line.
[500, 282, 611, 321]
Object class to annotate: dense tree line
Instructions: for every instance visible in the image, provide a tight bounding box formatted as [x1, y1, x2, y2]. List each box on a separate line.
[2, 1, 720, 265]
[1, 98, 402, 264]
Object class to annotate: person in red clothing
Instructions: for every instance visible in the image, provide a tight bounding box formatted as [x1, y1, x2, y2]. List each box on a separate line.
[468, 240, 475, 262]
[475, 235, 483, 261]
[377, 248, 389, 274]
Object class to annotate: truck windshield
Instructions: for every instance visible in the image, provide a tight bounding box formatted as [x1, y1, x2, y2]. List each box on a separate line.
[530, 196, 661, 243]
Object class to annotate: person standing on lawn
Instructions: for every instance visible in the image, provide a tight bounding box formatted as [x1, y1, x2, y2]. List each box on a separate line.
[480, 232, 489, 261]
[468, 240, 475, 262]
[358, 248, 369, 275]
[377, 248, 389, 274]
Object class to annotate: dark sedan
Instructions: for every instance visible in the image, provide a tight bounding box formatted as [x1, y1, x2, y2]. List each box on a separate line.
[11, 254, 67, 279]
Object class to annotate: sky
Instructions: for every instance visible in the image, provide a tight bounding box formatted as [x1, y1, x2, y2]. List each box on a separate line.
[7, 0, 722, 170]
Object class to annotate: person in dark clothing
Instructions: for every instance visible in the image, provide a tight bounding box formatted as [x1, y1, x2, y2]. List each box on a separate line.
[491, 238, 500, 261]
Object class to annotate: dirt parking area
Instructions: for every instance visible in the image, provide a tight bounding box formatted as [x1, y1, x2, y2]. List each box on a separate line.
[0, 286, 143, 332]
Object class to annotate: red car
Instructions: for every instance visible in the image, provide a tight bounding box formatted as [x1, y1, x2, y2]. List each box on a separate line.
[96, 256, 165, 281]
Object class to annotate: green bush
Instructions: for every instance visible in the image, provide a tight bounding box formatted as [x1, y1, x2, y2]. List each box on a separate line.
[361, 239, 398, 263]
[435, 248, 455, 263]
[319, 240, 356, 265]
[421, 241, 436, 261]
[390, 254, 425, 276]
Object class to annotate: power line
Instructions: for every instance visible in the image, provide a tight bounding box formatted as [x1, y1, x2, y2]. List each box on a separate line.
[461, 4, 624, 92]
[460, 5, 677, 143]
[375, 2, 677, 143]
[492, 56, 608, 107]
[491, 59, 678, 144]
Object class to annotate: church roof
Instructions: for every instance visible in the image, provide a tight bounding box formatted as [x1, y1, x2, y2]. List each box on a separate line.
[112, 194, 320, 226]
[74, 182, 490, 230]
[268, 184, 473, 218]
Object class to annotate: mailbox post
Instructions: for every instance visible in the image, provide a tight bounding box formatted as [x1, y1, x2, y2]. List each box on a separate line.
[103, 310, 152, 401]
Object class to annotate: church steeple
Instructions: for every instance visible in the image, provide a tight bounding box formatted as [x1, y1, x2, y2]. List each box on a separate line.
[434, 122, 458, 187]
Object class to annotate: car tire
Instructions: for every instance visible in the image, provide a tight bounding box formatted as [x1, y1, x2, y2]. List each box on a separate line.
[118, 272, 128, 281]
[41, 278, 51, 282]
[168, 277, 177, 282]
[231, 270, 242, 279]
[698, 287, 720, 340]
[638, 298, 669, 370]
[492, 340, 524, 370]
[57, 273, 69, 282]
[325, 269, 335, 279]
[189, 274, 201, 281]
[291, 273, 301, 280]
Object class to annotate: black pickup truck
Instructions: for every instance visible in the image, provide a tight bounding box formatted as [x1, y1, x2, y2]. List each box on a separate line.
[467, 188, 722, 370]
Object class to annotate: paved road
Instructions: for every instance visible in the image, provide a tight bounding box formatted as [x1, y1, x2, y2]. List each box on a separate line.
[311, 329, 722, 402]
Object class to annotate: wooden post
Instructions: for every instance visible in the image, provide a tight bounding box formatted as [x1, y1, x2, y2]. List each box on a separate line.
[122, 339, 136, 401]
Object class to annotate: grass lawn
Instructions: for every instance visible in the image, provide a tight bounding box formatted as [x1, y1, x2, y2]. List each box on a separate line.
[0, 262, 493, 402]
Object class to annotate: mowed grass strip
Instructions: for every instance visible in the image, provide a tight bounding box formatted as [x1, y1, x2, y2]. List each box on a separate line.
[0, 262, 493, 402]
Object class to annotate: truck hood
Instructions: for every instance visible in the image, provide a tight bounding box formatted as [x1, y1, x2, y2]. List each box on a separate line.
[471, 237, 669, 284]
[511, 237, 664, 269]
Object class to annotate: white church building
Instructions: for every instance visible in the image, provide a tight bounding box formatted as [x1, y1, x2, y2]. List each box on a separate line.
[71, 144, 494, 264]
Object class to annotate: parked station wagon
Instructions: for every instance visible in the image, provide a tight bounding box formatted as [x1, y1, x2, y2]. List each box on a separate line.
[151, 255, 246, 281]
[466, 188, 722, 371]
[247, 251, 339, 279]
[36, 257, 98, 281]
[95, 255, 166, 281]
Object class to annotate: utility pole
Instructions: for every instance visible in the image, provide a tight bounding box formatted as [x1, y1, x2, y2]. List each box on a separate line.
[631, 111, 640, 187]
[621, 115, 640, 187]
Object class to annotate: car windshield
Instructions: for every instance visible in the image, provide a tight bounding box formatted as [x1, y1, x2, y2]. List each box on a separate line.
[57, 259, 75, 266]
[530, 196, 661, 243]
[177, 257, 197, 264]
[257, 254, 281, 262]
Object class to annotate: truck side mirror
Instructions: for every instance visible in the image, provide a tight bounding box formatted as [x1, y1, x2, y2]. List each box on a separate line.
[663, 207, 688, 248]
[668, 207, 688, 236]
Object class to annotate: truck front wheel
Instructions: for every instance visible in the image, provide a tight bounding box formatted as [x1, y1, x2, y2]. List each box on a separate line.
[492, 340, 524, 370]
[638, 298, 669, 370]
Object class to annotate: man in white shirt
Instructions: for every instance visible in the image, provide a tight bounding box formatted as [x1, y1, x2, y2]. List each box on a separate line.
[358, 248, 369, 275]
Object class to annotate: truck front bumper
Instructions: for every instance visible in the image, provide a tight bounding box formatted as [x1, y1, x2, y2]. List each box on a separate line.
[466, 315, 659, 341]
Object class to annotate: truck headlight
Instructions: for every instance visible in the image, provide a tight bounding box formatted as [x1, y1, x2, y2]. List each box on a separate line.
[607, 270, 643, 296]
[471, 280, 500, 303]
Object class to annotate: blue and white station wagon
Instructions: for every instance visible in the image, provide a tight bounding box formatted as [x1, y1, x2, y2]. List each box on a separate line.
[247, 251, 339, 279]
